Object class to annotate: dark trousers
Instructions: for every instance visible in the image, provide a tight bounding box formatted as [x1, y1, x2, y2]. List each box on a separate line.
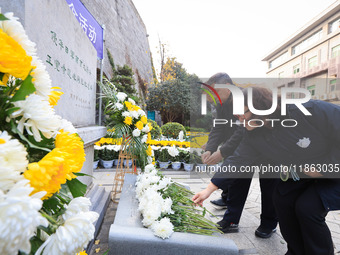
[273, 182, 333, 255]
[222, 178, 278, 229]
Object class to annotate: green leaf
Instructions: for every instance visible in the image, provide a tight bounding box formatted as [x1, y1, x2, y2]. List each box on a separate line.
[5, 107, 20, 115]
[11, 74, 36, 102]
[0, 14, 9, 21]
[29, 236, 44, 255]
[74, 172, 94, 178]
[66, 178, 87, 198]
[0, 72, 4, 81]
[102, 250, 110, 255]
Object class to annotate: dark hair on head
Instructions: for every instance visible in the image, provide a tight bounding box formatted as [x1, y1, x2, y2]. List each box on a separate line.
[243, 87, 281, 120]
[206, 72, 234, 86]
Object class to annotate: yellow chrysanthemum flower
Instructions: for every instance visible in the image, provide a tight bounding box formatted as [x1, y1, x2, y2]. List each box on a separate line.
[141, 115, 147, 124]
[135, 121, 143, 130]
[146, 145, 152, 156]
[76, 251, 87, 255]
[147, 132, 151, 143]
[132, 105, 140, 111]
[124, 116, 132, 125]
[0, 28, 32, 82]
[147, 123, 153, 131]
[24, 131, 85, 199]
[48, 87, 64, 106]
[124, 101, 133, 110]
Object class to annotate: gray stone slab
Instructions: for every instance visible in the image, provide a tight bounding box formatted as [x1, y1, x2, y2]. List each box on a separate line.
[109, 174, 239, 255]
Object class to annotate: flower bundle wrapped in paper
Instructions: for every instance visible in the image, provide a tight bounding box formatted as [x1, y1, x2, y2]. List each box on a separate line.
[0, 12, 97, 255]
[136, 164, 222, 239]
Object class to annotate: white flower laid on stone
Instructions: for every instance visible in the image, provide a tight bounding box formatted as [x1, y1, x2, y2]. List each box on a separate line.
[10, 94, 62, 142]
[0, 180, 48, 255]
[115, 102, 124, 110]
[35, 197, 99, 255]
[167, 145, 179, 158]
[116, 92, 127, 102]
[0, 131, 27, 191]
[132, 128, 141, 137]
[135, 164, 175, 238]
[151, 217, 174, 240]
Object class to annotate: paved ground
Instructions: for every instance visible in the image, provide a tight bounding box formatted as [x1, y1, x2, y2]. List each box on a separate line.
[89, 167, 340, 255]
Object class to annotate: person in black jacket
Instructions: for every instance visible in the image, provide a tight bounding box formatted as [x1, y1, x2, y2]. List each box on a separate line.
[193, 86, 340, 255]
[200, 73, 278, 237]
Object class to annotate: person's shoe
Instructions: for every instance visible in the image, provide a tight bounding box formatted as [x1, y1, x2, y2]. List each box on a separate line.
[217, 220, 239, 233]
[210, 198, 227, 209]
[255, 226, 276, 238]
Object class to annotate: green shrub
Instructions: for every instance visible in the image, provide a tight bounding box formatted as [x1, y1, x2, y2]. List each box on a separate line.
[147, 119, 162, 139]
[161, 122, 186, 139]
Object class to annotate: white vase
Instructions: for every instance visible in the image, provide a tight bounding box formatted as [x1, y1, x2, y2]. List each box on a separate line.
[183, 163, 194, 171]
[171, 161, 181, 170]
[93, 160, 99, 169]
[114, 159, 121, 166]
[159, 161, 170, 169]
[100, 159, 114, 168]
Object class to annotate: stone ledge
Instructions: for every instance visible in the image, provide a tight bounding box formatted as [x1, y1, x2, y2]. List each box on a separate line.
[108, 174, 239, 255]
[76, 126, 106, 146]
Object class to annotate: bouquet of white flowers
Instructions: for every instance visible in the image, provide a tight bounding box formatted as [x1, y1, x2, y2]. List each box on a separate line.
[136, 164, 221, 239]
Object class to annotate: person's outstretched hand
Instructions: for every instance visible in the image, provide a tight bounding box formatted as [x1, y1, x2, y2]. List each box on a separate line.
[192, 182, 219, 206]
[205, 150, 222, 165]
[201, 151, 211, 163]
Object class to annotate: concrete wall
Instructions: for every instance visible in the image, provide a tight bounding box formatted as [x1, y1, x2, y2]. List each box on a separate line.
[81, 0, 153, 95]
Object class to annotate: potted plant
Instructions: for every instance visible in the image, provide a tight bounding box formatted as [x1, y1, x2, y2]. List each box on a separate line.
[168, 146, 181, 170]
[158, 148, 170, 169]
[182, 150, 194, 172]
[99, 147, 115, 168]
[93, 148, 100, 169]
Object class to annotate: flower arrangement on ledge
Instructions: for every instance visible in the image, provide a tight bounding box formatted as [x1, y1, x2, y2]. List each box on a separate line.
[0, 12, 97, 255]
[100, 80, 154, 169]
[136, 164, 221, 239]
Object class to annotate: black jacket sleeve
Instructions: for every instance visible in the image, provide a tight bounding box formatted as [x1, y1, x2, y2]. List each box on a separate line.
[211, 135, 261, 190]
[219, 127, 245, 158]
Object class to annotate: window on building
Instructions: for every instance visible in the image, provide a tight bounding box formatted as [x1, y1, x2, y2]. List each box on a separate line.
[269, 52, 288, 69]
[307, 85, 316, 96]
[293, 64, 300, 74]
[331, 44, 340, 58]
[291, 29, 323, 56]
[278, 71, 284, 78]
[330, 79, 337, 92]
[328, 18, 340, 34]
[308, 56, 318, 69]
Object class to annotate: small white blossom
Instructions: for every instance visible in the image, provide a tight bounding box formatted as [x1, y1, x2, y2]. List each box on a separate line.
[167, 145, 179, 158]
[130, 110, 139, 119]
[178, 131, 184, 142]
[116, 92, 127, 102]
[128, 98, 136, 105]
[141, 134, 148, 143]
[142, 124, 150, 133]
[115, 102, 123, 110]
[132, 129, 141, 137]
[122, 111, 131, 117]
[137, 109, 146, 116]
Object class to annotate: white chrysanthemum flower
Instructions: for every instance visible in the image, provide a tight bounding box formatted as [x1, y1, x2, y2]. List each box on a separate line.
[130, 110, 139, 119]
[156, 177, 172, 191]
[141, 134, 148, 143]
[144, 164, 156, 173]
[150, 145, 160, 151]
[63, 197, 92, 220]
[115, 102, 123, 110]
[141, 124, 150, 133]
[11, 94, 62, 142]
[58, 118, 77, 134]
[147, 156, 153, 164]
[94, 145, 103, 150]
[112, 145, 121, 152]
[137, 109, 146, 116]
[128, 98, 136, 105]
[122, 111, 131, 117]
[0, 12, 36, 56]
[0, 131, 28, 172]
[151, 217, 174, 239]
[0, 180, 48, 254]
[35, 211, 98, 255]
[167, 145, 179, 158]
[142, 205, 162, 227]
[31, 56, 52, 98]
[161, 197, 173, 214]
[116, 92, 127, 102]
[132, 129, 141, 137]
